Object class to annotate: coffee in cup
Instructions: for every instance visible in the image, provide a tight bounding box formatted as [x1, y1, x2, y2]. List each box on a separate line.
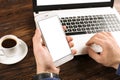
[2, 38, 17, 48]
[0, 35, 23, 57]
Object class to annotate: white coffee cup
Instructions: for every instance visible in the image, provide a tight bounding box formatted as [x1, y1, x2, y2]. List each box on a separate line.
[0, 35, 28, 64]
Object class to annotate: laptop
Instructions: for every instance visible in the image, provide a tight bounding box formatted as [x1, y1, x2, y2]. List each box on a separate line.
[32, 0, 120, 55]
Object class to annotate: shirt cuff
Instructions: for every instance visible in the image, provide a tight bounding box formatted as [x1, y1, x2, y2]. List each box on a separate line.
[41, 78, 60, 80]
[33, 73, 60, 80]
[116, 64, 120, 76]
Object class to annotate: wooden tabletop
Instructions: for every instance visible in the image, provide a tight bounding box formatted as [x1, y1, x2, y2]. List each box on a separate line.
[0, 0, 120, 80]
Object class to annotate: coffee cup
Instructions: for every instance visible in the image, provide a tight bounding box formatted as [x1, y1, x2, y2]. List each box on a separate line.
[0, 35, 21, 57]
[0, 35, 28, 64]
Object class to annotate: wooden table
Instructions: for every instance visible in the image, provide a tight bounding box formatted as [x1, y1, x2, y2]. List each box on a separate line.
[0, 0, 120, 80]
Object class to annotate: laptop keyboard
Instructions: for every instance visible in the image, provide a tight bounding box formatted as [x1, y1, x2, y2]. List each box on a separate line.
[60, 14, 120, 35]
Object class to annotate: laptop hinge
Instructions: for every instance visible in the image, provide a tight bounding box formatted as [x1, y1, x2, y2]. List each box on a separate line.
[111, 0, 114, 8]
[32, 0, 39, 13]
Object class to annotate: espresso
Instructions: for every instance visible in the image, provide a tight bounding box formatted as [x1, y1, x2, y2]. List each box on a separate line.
[2, 39, 17, 48]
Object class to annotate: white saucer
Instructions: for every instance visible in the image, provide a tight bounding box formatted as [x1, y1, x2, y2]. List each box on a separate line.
[0, 40, 28, 65]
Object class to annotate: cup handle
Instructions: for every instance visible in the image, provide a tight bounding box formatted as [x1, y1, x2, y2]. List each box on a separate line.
[0, 49, 4, 56]
[18, 39, 23, 46]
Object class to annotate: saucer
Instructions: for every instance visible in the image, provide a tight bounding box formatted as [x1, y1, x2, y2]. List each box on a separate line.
[0, 39, 28, 65]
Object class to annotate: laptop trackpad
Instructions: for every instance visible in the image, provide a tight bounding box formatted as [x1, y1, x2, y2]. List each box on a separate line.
[71, 34, 94, 55]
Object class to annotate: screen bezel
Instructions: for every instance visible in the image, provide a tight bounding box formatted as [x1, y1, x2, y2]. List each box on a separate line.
[32, 0, 114, 13]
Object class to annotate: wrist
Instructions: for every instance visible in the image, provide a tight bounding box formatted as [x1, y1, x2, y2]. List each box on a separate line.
[112, 52, 120, 69]
[112, 63, 119, 69]
[37, 66, 60, 74]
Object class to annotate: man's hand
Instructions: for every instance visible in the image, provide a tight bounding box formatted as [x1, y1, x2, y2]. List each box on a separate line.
[86, 32, 120, 69]
[32, 28, 76, 74]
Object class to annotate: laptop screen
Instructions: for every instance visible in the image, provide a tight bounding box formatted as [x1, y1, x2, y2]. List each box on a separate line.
[33, 0, 113, 12]
[37, 0, 111, 6]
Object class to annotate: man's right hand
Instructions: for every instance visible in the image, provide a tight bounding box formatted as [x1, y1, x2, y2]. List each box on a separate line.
[86, 32, 120, 69]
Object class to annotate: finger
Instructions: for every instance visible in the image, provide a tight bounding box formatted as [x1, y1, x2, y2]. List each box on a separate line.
[97, 32, 107, 39]
[33, 28, 42, 42]
[104, 32, 113, 38]
[91, 32, 108, 40]
[69, 42, 74, 48]
[86, 37, 104, 48]
[71, 49, 77, 55]
[32, 29, 42, 51]
[33, 29, 38, 46]
[86, 34, 99, 46]
[100, 32, 112, 38]
[63, 26, 66, 31]
[106, 32, 112, 36]
[86, 37, 98, 46]
[97, 32, 113, 40]
[87, 47, 101, 62]
[66, 36, 73, 42]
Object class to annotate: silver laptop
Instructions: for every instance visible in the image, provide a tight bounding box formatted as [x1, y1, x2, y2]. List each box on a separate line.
[33, 0, 120, 55]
